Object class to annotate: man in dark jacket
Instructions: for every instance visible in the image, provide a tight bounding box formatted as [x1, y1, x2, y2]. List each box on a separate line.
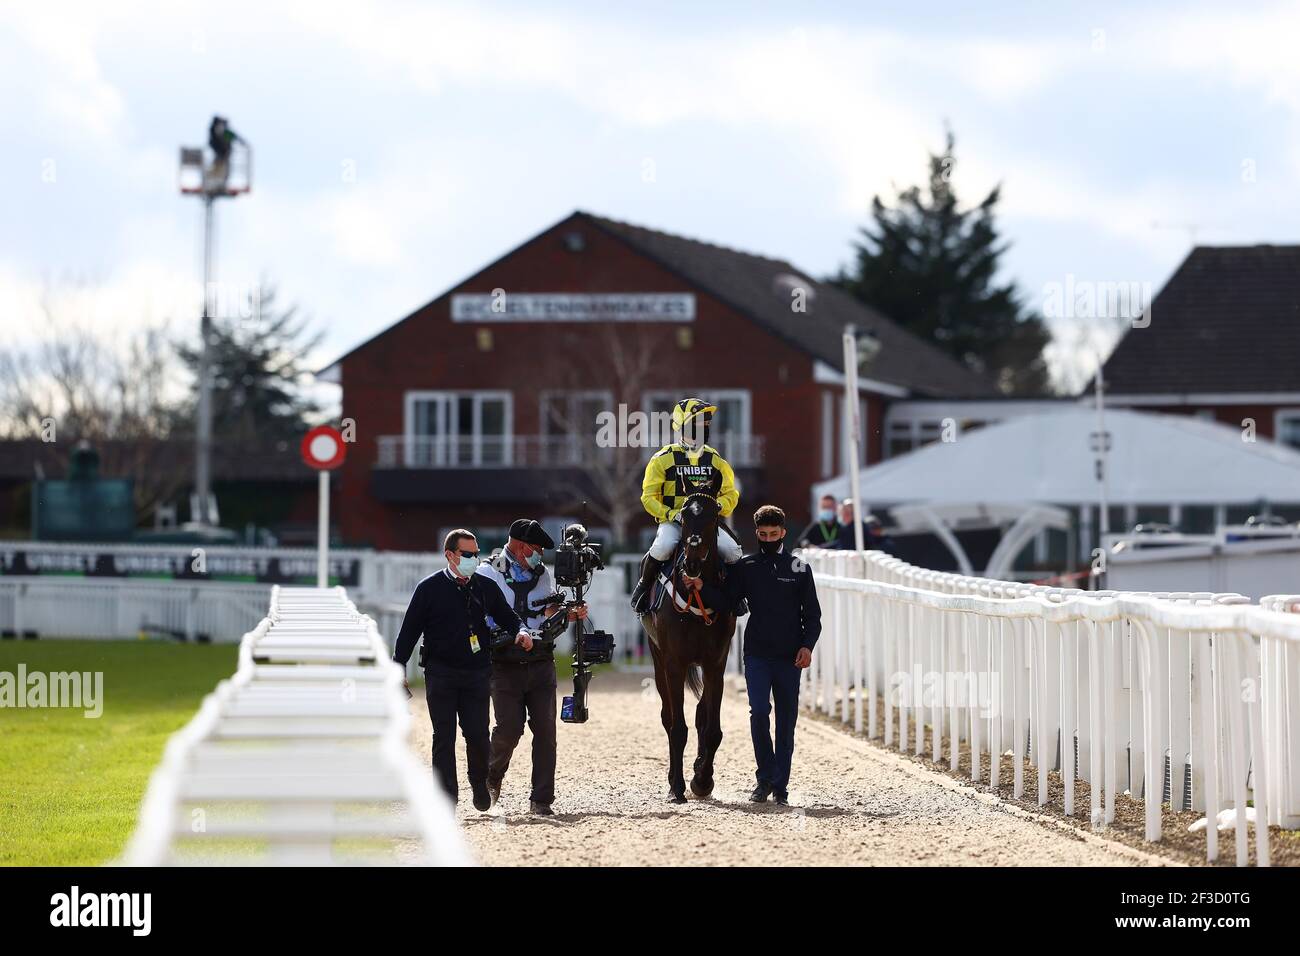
[722, 504, 821, 805]
[393, 529, 532, 810]
[829, 498, 893, 554]
[797, 493, 841, 549]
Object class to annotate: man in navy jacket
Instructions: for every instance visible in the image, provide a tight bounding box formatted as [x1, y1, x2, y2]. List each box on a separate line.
[721, 504, 822, 804]
[393, 529, 531, 810]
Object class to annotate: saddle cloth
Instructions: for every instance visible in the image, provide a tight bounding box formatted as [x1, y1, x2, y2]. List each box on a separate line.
[649, 547, 722, 618]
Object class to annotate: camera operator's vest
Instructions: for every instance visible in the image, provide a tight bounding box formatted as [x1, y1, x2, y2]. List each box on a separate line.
[479, 550, 555, 664]
[661, 448, 716, 517]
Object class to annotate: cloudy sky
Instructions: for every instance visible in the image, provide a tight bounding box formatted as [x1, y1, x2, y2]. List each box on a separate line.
[4, 0, 1299, 389]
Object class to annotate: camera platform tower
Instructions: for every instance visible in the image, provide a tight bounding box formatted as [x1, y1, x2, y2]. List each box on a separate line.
[178, 116, 252, 527]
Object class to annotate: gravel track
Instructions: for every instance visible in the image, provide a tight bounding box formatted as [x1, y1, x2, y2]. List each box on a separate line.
[407, 672, 1169, 866]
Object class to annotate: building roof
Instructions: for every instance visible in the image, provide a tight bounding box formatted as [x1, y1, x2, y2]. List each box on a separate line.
[1101, 244, 1300, 396]
[320, 211, 999, 399]
[813, 407, 1300, 506]
[579, 213, 999, 399]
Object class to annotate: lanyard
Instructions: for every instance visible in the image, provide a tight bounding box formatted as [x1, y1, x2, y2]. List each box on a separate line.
[458, 580, 487, 632]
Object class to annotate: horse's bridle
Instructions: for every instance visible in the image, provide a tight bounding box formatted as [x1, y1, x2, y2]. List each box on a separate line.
[677, 499, 718, 625]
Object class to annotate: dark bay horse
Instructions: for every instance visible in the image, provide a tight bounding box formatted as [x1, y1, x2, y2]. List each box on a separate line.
[639, 487, 737, 803]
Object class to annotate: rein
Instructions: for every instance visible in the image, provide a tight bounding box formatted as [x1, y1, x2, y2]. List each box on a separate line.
[676, 569, 717, 626]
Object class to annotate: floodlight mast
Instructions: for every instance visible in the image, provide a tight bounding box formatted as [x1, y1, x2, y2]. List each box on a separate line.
[179, 117, 250, 527]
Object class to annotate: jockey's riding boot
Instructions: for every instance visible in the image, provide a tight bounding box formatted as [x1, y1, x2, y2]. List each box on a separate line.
[630, 555, 664, 613]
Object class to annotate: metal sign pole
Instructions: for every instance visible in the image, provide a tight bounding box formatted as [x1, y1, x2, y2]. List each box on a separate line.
[842, 327, 865, 552]
[317, 469, 329, 587]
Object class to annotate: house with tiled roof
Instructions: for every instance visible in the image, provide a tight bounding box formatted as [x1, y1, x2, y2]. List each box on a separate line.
[1098, 244, 1300, 450]
[319, 210, 1000, 550]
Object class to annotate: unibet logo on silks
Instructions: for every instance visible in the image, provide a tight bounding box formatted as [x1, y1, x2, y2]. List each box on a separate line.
[678, 464, 714, 487]
[49, 886, 151, 936]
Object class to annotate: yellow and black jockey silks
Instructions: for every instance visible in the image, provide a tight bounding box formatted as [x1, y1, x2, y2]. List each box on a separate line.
[640, 444, 739, 523]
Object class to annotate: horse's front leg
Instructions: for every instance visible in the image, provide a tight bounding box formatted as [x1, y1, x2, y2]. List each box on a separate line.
[690, 663, 726, 797]
[660, 662, 689, 803]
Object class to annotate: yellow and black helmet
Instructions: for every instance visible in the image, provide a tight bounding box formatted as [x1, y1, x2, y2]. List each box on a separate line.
[671, 397, 716, 432]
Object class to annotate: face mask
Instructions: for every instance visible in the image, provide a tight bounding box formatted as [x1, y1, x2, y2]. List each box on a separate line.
[524, 550, 542, 569]
[758, 538, 783, 555]
[455, 554, 479, 577]
[818, 509, 835, 523]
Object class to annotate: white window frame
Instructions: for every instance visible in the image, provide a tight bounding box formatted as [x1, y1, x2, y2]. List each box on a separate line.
[404, 390, 514, 467]
[1274, 409, 1300, 450]
[539, 389, 615, 436]
[538, 389, 615, 465]
[642, 389, 752, 434]
[642, 389, 752, 457]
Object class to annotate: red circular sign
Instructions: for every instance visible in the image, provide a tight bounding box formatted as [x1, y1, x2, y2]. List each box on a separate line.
[301, 426, 346, 470]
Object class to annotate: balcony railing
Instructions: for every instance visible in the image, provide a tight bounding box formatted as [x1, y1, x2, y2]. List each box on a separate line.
[375, 433, 766, 469]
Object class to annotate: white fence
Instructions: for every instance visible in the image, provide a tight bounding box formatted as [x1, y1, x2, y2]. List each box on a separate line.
[0, 578, 272, 640]
[802, 549, 1300, 866]
[122, 585, 470, 866]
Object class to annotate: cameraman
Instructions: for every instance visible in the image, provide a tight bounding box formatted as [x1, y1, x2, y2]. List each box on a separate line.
[392, 529, 532, 811]
[475, 518, 586, 816]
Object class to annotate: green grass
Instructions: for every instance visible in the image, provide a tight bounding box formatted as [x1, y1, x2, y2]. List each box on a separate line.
[0, 639, 237, 866]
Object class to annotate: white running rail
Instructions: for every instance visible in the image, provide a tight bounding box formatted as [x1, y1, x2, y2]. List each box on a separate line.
[0, 578, 271, 640]
[802, 549, 1300, 867]
[121, 585, 471, 866]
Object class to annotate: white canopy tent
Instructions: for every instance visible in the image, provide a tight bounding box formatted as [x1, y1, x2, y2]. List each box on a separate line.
[814, 408, 1300, 576]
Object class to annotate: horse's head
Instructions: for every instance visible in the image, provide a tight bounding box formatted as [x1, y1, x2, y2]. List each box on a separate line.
[679, 491, 721, 579]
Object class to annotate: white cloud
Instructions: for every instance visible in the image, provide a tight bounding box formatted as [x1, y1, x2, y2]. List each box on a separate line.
[4, 0, 1300, 385]
[3, 4, 126, 143]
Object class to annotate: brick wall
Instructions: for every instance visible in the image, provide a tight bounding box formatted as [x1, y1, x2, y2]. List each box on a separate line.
[335, 216, 859, 551]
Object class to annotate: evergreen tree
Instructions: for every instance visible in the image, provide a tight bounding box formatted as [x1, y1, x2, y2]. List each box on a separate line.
[833, 131, 1052, 395]
[175, 286, 324, 443]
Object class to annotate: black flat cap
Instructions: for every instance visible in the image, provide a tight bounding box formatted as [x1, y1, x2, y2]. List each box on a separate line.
[508, 518, 554, 548]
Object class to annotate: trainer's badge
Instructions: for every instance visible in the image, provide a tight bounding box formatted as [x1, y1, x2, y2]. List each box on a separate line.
[469, 632, 481, 653]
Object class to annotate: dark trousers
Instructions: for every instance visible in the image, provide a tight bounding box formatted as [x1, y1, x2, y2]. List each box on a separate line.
[744, 655, 802, 796]
[489, 659, 558, 804]
[425, 662, 491, 803]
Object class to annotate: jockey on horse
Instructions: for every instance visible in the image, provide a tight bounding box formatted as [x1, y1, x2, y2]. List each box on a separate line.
[630, 397, 744, 613]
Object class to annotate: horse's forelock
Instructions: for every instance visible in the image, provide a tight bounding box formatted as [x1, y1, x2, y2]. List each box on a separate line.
[682, 493, 718, 521]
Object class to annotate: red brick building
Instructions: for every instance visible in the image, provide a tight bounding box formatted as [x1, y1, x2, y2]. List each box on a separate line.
[320, 212, 996, 552]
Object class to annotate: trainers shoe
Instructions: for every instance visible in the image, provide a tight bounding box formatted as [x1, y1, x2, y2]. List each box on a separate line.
[529, 800, 554, 816]
[471, 784, 492, 812]
[749, 782, 773, 803]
